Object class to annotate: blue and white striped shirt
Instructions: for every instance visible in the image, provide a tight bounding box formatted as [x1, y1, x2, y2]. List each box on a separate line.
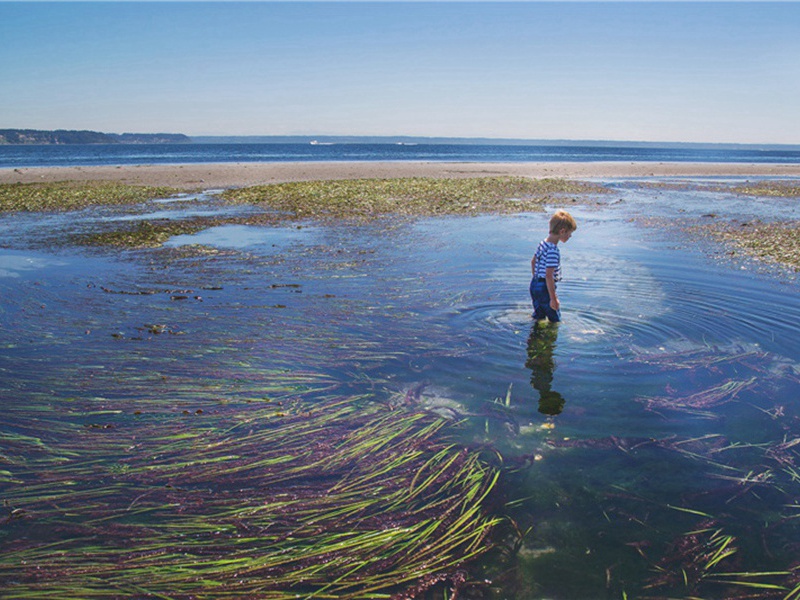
[533, 240, 561, 281]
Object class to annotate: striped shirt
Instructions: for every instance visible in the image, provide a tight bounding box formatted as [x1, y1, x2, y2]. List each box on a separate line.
[533, 240, 561, 281]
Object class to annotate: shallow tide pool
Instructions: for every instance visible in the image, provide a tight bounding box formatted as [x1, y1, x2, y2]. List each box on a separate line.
[1, 179, 799, 599]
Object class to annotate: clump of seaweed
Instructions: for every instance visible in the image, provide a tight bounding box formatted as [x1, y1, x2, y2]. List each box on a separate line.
[628, 180, 708, 192]
[731, 180, 800, 198]
[627, 344, 785, 460]
[636, 378, 757, 419]
[5, 177, 607, 249]
[634, 430, 800, 599]
[516, 340, 800, 598]
[629, 346, 768, 373]
[630, 179, 800, 198]
[0, 398, 500, 598]
[550, 427, 800, 599]
[0, 181, 183, 213]
[66, 213, 283, 248]
[69, 218, 213, 248]
[643, 516, 800, 598]
[221, 177, 607, 220]
[704, 221, 800, 272]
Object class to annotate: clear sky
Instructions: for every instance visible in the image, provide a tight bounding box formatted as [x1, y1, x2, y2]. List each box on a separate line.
[1, 2, 799, 144]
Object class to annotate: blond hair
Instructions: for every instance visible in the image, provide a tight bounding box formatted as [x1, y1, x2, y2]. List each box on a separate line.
[549, 210, 577, 234]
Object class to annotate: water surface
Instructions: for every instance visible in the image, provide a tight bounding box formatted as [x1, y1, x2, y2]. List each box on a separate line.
[3, 142, 800, 168]
[1, 179, 799, 598]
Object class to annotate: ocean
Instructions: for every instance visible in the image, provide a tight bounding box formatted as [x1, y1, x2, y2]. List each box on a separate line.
[2, 141, 800, 168]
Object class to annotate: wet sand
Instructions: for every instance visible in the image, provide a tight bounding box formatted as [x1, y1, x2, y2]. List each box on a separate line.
[2, 161, 800, 190]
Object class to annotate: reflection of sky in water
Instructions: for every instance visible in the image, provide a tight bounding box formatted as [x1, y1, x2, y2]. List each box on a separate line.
[108, 208, 227, 221]
[0, 252, 67, 278]
[165, 224, 315, 250]
[151, 191, 223, 204]
[604, 177, 800, 221]
[103, 192, 262, 222]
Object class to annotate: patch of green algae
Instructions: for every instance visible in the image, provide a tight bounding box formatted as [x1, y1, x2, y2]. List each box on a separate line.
[2, 177, 607, 248]
[221, 176, 607, 220]
[0, 181, 183, 213]
[731, 180, 800, 198]
[708, 221, 800, 272]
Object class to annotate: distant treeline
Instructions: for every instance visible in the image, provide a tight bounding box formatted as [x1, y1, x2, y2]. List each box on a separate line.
[0, 129, 191, 145]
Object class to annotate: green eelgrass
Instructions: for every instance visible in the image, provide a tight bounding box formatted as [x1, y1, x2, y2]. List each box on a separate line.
[0, 181, 182, 213]
[621, 420, 800, 598]
[579, 342, 800, 598]
[645, 520, 800, 597]
[69, 218, 212, 248]
[636, 377, 757, 419]
[705, 221, 800, 272]
[7, 176, 607, 248]
[633, 179, 800, 198]
[66, 212, 288, 248]
[630, 347, 768, 372]
[221, 176, 607, 220]
[731, 181, 800, 198]
[0, 398, 499, 599]
[638, 180, 800, 273]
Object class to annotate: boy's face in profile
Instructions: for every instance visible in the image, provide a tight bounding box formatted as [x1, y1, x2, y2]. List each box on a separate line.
[557, 227, 574, 243]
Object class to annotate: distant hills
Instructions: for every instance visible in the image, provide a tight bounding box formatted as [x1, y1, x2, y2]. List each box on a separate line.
[0, 129, 191, 145]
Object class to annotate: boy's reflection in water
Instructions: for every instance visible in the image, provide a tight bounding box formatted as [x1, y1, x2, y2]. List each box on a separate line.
[525, 322, 566, 416]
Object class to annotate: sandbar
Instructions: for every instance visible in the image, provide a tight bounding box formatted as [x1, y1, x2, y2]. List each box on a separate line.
[2, 161, 800, 190]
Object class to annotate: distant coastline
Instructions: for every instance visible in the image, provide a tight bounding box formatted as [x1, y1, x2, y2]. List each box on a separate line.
[0, 129, 191, 145]
[1, 129, 798, 151]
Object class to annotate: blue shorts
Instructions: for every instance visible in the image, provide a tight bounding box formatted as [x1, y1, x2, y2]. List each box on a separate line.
[530, 278, 561, 322]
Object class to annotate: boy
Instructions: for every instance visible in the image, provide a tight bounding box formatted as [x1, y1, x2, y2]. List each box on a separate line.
[530, 210, 577, 322]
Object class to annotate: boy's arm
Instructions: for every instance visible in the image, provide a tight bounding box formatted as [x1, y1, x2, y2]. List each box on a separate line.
[545, 267, 559, 310]
[531, 257, 537, 276]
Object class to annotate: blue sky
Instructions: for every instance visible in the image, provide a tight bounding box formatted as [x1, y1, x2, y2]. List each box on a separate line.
[1, 2, 799, 144]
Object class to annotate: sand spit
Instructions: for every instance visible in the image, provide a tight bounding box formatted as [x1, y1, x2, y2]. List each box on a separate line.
[3, 161, 800, 190]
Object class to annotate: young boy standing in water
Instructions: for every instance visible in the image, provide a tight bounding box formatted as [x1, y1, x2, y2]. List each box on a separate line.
[530, 210, 577, 322]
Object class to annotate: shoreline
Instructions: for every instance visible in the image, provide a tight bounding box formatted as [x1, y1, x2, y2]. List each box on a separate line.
[2, 161, 800, 190]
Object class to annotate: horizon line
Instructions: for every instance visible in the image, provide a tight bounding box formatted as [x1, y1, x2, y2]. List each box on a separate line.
[189, 135, 800, 148]
[2, 128, 799, 148]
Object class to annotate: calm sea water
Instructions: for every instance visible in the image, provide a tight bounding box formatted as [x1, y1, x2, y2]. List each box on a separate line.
[2, 142, 800, 168]
[1, 176, 799, 597]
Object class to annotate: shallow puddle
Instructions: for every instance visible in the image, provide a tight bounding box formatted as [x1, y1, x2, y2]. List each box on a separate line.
[1, 179, 799, 598]
[165, 222, 316, 250]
